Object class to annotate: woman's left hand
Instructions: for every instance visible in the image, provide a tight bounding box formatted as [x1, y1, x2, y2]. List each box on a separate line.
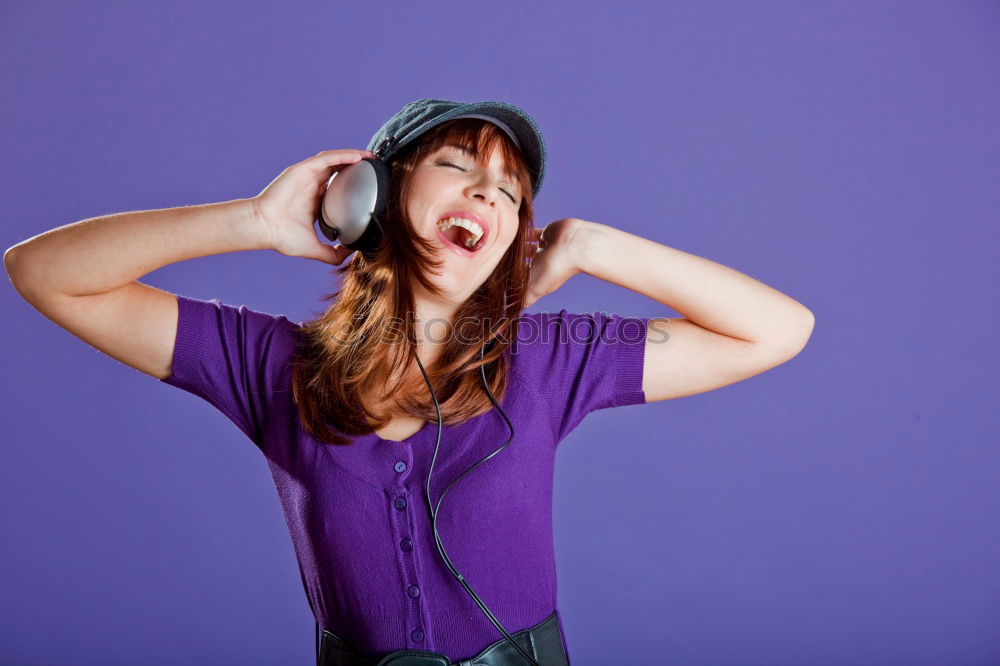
[523, 218, 590, 308]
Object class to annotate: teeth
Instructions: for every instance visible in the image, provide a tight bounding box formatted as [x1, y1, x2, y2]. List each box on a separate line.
[437, 217, 484, 249]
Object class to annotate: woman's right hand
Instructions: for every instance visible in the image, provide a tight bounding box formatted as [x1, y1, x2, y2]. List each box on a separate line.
[250, 149, 377, 265]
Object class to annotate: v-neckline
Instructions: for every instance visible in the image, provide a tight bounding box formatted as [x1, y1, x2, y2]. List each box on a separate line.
[376, 419, 436, 445]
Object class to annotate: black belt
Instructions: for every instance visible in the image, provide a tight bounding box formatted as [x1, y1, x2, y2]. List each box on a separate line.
[318, 610, 569, 666]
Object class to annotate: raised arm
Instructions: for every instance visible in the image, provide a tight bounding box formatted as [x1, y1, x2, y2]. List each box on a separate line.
[4, 198, 268, 379]
[3, 148, 375, 380]
[573, 219, 814, 403]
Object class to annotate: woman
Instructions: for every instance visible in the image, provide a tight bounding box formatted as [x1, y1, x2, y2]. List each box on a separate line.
[4, 98, 814, 665]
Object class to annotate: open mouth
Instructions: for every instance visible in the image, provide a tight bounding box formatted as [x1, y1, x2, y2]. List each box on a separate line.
[436, 216, 487, 256]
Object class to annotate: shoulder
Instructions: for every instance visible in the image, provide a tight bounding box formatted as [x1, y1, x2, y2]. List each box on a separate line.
[506, 308, 649, 437]
[508, 308, 647, 385]
[510, 308, 646, 354]
[171, 293, 302, 367]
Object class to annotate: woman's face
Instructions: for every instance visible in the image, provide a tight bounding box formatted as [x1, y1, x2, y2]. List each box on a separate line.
[405, 142, 524, 306]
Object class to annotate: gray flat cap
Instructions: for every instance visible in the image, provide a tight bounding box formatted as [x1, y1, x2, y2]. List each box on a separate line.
[365, 98, 547, 198]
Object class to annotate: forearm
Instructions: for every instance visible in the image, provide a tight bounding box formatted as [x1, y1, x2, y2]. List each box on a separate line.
[574, 220, 814, 345]
[4, 198, 268, 298]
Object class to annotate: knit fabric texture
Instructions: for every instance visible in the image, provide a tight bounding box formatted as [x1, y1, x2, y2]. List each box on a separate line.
[160, 293, 648, 662]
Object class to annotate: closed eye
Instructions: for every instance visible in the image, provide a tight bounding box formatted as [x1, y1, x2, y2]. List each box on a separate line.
[439, 161, 518, 204]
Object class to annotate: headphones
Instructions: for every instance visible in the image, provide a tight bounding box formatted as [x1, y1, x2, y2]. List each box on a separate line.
[312, 139, 540, 666]
[316, 145, 393, 261]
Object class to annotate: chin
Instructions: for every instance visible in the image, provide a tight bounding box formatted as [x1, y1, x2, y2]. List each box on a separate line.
[436, 282, 475, 305]
[430, 273, 481, 304]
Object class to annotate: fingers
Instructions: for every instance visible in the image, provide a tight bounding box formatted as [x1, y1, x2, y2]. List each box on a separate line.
[313, 149, 377, 163]
[329, 243, 356, 265]
[528, 227, 545, 252]
[304, 149, 378, 177]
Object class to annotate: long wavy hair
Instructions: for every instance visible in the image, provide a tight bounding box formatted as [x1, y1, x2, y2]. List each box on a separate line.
[290, 118, 538, 446]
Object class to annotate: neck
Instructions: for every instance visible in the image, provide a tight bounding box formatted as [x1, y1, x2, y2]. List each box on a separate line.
[411, 288, 463, 359]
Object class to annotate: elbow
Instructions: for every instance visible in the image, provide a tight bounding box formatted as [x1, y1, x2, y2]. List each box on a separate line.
[783, 309, 815, 358]
[4, 247, 44, 303]
[4, 245, 18, 270]
[758, 308, 814, 360]
[4, 246, 23, 284]
[799, 308, 815, 338]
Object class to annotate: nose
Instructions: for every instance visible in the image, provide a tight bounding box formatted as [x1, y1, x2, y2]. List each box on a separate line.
[466, 173, 501, 205]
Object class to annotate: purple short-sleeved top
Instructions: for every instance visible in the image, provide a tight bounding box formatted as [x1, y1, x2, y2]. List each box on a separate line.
[160, 293, 648, 662]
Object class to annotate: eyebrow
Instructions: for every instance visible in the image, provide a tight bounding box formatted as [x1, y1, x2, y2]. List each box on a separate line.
[442, 143, 521, 192]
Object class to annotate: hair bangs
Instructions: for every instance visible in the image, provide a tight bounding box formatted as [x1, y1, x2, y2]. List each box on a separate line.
[411, 119, 534, 206]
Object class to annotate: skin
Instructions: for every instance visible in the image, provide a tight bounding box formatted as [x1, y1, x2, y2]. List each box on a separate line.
[403, 144, 582, 351]
[404, 144, 525, 330]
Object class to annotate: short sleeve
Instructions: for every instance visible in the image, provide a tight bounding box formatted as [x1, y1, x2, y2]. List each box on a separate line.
[512, 309, 648, 442]
[160, 293, 298, 451]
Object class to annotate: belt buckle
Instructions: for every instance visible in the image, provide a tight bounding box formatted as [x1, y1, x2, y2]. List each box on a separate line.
[377, 650, 451, 666]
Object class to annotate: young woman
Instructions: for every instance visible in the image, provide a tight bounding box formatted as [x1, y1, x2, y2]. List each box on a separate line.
[4, 99, 814, 665]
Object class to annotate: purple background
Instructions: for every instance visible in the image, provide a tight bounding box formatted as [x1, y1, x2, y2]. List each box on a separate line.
[2, 1, 998, 664]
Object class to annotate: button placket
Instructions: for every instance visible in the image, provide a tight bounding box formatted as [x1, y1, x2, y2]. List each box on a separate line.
[388, 456, 427, 649]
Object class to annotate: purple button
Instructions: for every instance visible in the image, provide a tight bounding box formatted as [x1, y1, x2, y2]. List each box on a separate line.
[411, 628, 424, 642]
[407, 584, 420, 598]
[394, 461, 407, 473]
[394, 497, 407, 510]
[400, 537, 413, 552]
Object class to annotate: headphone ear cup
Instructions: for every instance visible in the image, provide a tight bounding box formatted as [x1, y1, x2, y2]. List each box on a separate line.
[318, 156, 392, 259]
[369, 155, 391, 219]
[355, 156, 391, 259]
